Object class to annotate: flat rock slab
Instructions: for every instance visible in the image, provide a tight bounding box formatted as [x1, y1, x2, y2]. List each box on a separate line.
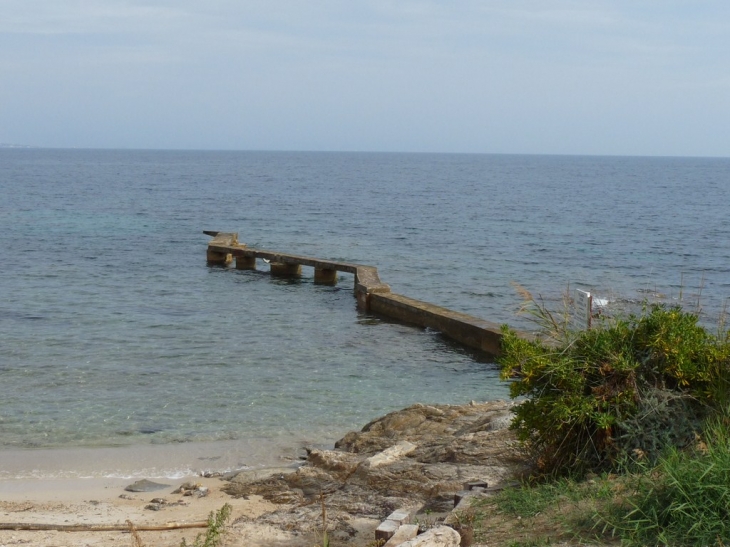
[366, 441, 417, 468]
[124, 479, 171, 493]
[227, 467, 298, 486]
[400, 525, 461, 546]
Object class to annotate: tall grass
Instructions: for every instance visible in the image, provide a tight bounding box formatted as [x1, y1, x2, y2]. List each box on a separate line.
[599, 412, 730, 546]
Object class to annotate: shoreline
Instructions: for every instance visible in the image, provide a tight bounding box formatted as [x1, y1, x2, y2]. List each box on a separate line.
[0, 400, 521, 546]
[0, 441, 319, 546]
[0, 437, 320, 481]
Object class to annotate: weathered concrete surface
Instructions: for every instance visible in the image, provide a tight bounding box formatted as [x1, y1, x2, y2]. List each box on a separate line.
[369, 293, 504, 355]
[376, 519, 400, 541]
[314, 267, 338, 285]
[384, 524, 419, 546]
[235, 255, 256, 270]
[355, 265, 390, 300]
[270, 262, 302, 277]
[386, 509, 411, 525]
[222, 400, 528, 544]
[206, 231, 238, 265]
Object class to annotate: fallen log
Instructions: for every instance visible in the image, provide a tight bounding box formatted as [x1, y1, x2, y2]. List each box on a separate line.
[0, 521, 207, 532]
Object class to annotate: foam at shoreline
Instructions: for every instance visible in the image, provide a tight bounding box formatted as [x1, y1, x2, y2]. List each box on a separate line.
[0, 437, 315, 481]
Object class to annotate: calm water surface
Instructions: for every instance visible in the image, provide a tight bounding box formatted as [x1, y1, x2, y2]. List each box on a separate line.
[1, 150, 728, 477]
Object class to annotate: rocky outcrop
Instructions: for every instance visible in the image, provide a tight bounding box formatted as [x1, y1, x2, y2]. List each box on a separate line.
[223, 400, 528, 544]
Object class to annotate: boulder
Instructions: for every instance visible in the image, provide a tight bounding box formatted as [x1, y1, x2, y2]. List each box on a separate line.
[335, 401, 517, 457]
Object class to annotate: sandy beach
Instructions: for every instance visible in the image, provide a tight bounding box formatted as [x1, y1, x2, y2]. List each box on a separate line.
[0, 441, 330, 547]
[0, 475, 309, 547]
[0, 400, 521, 547]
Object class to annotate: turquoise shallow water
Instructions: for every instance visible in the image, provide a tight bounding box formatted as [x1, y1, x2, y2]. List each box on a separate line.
[1, 150, 728, 475]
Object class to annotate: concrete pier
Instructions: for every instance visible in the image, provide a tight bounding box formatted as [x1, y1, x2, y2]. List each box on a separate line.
[270, 262, 302, 277]
[314, 268, 338, 285]
[205, 231, 507, 356]
[205, 231, 237, 266]
[235, 255, 256, 270]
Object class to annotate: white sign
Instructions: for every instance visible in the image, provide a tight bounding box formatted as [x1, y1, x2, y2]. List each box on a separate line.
[574, 289, 592, 330]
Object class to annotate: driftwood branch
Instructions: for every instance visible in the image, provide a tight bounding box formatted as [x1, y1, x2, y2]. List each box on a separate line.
[0, 521, 207, 532]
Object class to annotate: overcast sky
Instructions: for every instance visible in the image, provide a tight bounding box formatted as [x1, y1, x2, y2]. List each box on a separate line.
[1, 1, 729, 156]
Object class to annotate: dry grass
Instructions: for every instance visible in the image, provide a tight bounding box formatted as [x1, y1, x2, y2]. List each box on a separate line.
[127, 520, 146, 547]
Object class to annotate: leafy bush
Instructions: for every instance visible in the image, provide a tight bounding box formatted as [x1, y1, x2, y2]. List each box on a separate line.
[499, 304, 730, 476]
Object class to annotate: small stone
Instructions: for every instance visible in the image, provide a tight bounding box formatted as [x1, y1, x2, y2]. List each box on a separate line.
[200, 471, 222, 478]
[173, 481, 200, 494]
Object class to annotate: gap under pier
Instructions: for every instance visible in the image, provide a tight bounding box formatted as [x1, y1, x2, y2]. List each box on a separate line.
[205, 231, 506, 356]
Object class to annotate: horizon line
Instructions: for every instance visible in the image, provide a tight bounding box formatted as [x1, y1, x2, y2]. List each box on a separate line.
[1, 144, 728, 160]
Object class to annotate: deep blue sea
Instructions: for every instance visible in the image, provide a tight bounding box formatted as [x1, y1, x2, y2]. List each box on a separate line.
[1, 149, 728, 478]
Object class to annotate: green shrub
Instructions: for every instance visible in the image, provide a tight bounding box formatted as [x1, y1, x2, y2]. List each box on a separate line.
[499, 304, 730, 477]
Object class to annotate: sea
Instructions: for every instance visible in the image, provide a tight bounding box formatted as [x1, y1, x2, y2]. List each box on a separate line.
[1, 149, 728, 479]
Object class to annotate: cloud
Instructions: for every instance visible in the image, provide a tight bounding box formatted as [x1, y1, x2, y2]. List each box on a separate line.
[0, 1, 728, 154]
[0, 0, 191, 34]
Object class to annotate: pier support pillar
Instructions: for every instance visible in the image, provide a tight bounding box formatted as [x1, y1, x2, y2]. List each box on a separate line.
[314, 268, 337, 285]
[207, 249, 232, 266]
[270, 262, 301, 277]
[356, 289, 371, 311]
[236, 256, 257, 270]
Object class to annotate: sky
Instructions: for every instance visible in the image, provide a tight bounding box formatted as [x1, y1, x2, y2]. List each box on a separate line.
[1, 1, 729, 156]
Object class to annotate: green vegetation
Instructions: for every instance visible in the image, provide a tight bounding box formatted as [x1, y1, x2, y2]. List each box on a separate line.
[500, 303, 730, 476]
[180, 503, 232, 547]
[599, 413, 730, 546]
[468, 412, 730, 546]
[487, 294, 730, 545]
[465, 474, 619, 546]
